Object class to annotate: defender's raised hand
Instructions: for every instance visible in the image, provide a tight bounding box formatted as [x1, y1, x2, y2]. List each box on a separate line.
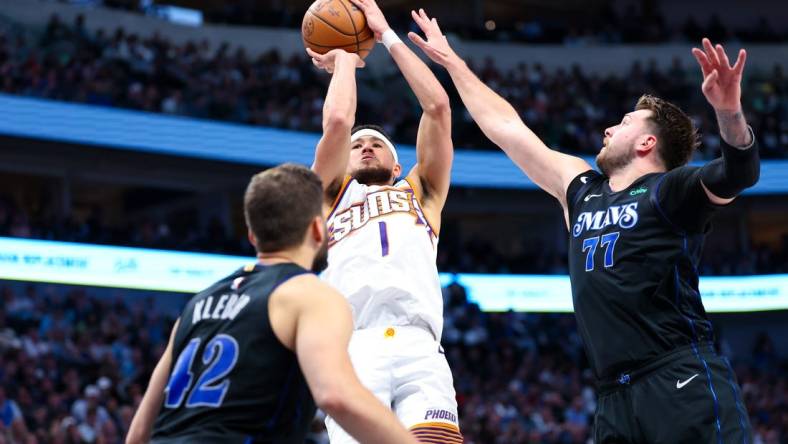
[407, 9, 458, 67]
[348, 0, 390, 40]
[307, 48, 365, 74]
[692, 38, 747, 112]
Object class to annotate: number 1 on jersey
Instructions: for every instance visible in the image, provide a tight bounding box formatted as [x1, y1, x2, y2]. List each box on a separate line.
[378, 221, 389, 256]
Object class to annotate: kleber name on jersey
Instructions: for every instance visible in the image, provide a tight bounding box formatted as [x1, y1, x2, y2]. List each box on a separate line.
[192, 293, 250, 325]
[572, 202, 639, 237]
[329, 188, 431, 245]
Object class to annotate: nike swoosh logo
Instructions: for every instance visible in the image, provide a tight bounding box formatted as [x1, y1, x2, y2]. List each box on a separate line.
[676, 374, 699, 389]
[584, 193, 603, 202]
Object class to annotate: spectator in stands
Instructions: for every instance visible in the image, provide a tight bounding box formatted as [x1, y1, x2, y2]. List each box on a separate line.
[0, 14, 785, 159]
[94, 1, 788, 45]
[0, 386, 30, 443]
[1, 282, 787, 442]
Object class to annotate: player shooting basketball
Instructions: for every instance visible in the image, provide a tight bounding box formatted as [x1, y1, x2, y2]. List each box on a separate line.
[126, 165, 418, 444]
[306, 1, 461, 442]
[409, 10, 758, 443]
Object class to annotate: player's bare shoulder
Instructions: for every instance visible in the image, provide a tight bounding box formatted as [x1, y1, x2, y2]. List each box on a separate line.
[272, 273, 347, 308]
[269, 273, 350, 349]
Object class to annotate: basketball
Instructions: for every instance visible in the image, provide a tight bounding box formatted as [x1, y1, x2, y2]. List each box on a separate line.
[302, 0, 375, 59]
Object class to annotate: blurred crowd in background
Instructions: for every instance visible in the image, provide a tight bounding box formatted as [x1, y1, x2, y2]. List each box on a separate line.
[0, 4, 786, 444]
[98, 0, 788, 45]
[1, 191, 786, 276]
[0, 14, 785, 160]
[1, 283, 785, 443]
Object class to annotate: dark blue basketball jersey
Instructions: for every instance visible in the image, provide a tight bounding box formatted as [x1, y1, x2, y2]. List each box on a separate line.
[566, 166, 721, 380]
[151, 263, 315, 444]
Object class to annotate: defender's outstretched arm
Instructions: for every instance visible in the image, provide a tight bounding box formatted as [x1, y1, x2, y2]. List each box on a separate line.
[408, 9, 591, 211]
[692, 38, 759, 204]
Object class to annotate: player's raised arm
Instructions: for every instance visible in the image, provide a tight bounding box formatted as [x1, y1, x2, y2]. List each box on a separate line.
[126, 318, 180, 444]
[691, 38, 759, 204]
[270, 275, 418, 444]
[350, 0, 453, 207]
[309, 48, 365, 202]
[408, 10, 592, 207]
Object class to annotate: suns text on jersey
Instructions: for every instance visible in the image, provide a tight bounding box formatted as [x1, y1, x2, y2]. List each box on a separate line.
[572, 202, 639, 237]
[329, 188, 427, 244]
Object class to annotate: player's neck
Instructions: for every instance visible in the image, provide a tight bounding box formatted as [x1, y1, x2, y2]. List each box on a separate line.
[608, 162, 665, 192]
[257, 248, 312, 270]
[355, 178, 396, 187]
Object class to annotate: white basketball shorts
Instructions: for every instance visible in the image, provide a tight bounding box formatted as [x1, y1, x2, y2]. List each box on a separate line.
[325, 326, 462, 443]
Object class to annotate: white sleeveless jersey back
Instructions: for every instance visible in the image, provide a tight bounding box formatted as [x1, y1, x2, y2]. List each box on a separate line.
[321, 177, 443, 339]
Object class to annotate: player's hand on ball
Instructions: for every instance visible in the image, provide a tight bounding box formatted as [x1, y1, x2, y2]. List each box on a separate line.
[348, 0, 389, 40]
[307, 48, 365, 74]
[691, 38, 747, 112]
[407, 9, 457, 67]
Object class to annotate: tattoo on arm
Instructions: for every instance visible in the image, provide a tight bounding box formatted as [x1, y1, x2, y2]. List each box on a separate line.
[715, 109, 753, 148]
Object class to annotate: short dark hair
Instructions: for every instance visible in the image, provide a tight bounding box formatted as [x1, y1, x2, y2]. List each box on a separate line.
[635, 95, 701, 170]
[243, 163, 323, 253]
[351, 124, 394, 144]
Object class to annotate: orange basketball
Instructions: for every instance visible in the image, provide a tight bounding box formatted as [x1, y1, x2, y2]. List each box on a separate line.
[302, 0, 375, 59]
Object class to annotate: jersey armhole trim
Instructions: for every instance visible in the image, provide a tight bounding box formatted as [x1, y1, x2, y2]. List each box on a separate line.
[567, 171, 598, 221]
[404, 176, 440, 237]
[266, 270, 313, 351]
[327, 176, 353, 220]
[271, 270, 312, 294]
[404, 175, 423, 201]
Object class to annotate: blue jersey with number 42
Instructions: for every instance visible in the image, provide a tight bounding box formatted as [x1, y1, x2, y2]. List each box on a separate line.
[152, 263, 315, 444]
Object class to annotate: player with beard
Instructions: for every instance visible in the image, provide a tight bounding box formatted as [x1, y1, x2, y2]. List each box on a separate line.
[307, 1, 461, 442]
[410, 12, 758, 444]
[126, 164, 418, 444]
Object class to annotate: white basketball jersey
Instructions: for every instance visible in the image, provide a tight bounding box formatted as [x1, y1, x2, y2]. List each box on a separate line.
[321, 176, 443, 339]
